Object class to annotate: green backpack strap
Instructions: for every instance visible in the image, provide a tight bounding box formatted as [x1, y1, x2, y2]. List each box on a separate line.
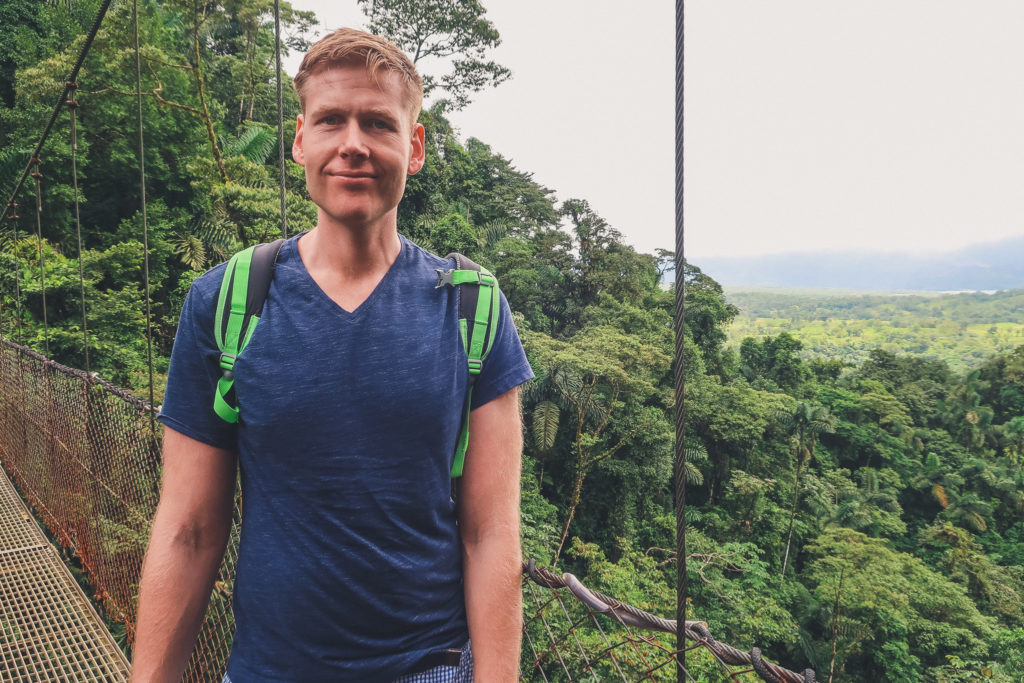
[213, 239, 285, 423]
[436, 253, 501, 478]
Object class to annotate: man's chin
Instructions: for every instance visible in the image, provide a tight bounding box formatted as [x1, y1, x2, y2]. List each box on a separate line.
[316, 207, 391, 232]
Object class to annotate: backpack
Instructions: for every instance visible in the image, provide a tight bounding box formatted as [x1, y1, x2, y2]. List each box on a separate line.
[212, 240, 500, 478]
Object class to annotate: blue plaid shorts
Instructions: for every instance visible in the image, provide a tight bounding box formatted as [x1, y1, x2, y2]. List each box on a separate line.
[221, 640, 474, 683]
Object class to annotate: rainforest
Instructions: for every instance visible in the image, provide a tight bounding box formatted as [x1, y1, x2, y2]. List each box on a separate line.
[1, 1, 1022, 681]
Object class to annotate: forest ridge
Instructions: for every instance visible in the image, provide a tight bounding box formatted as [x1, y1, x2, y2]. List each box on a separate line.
[727, 288, 1024, 373]
[1, 1, 1023, 680]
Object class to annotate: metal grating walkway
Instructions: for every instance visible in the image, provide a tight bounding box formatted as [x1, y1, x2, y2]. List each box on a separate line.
[0, 465, 131, 682]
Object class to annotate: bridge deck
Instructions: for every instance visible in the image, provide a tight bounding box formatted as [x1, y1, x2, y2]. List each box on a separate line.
[0, 466, 130, 682]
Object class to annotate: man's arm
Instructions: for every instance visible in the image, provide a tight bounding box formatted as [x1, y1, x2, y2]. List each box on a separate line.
[458, 386, 523, 683]
[131, 427, 237, 683]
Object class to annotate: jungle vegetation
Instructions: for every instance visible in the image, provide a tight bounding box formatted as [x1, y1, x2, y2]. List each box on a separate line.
[1, 1, 1022, 680]
[727, 288, 1024, 372]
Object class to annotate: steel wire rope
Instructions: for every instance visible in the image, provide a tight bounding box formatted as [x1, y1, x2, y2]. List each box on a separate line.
[133, 0, 156, 431]
[0, 0, 115, 226]
[68, 83, 90, 373]
[31, 160, 51, 357]
[525, 561, 816, 682]
[673, 0, 687, 679]
[274, 0, 288, 239]
[5, 204, 23, 344]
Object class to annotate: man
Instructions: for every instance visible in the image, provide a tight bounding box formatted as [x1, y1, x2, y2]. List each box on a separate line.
[131, 28, 532, 682]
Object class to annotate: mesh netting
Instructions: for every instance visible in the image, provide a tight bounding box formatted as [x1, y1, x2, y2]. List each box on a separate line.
[0, 461, 130, 681]
[0, 337, 237, 682]
[0, 337, 812, 682]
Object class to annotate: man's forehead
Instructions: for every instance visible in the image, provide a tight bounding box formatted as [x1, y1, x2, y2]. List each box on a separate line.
[301, 64, 417, 125]
[308, 62, 402, 93]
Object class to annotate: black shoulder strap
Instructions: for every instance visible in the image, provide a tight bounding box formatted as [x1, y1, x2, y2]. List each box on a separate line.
[213, 238, 285, 423]
[440, 252, 501, 480]
[246, 238, 286, 317]
[447, 252, 483, 346]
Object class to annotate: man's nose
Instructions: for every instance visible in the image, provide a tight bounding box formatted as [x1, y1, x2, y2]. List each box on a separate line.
[337, 123, 369, 158]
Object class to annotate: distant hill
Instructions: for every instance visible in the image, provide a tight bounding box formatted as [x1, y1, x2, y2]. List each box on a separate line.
[694, 236, 1024, 290]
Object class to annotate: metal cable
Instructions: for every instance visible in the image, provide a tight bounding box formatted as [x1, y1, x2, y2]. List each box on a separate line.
[68, 83, 90, 373]
[274, 0, 288, 239]
[525, 561, 814, 683]
[133, 0, 156, 432]
[673, 0, 687, 679]
[0, 0, 114, 226]
[5, 203, 23, 344]
[31, 161, 50, 356]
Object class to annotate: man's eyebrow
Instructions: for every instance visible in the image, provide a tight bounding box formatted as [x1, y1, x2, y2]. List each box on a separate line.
[306, 106, 399, 123]
[308, 104, 345, 119]
[363, 108, 400, 122]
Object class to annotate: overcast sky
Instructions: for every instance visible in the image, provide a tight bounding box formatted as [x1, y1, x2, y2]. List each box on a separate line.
[285, 1, 1024, 260]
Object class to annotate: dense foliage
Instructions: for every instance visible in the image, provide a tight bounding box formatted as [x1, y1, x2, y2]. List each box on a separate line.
[728, 289, 1024, 372]
[2, 2, 1022, 681]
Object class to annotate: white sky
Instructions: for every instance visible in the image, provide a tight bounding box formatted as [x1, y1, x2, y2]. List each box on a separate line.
[285, 1, 1024, 260]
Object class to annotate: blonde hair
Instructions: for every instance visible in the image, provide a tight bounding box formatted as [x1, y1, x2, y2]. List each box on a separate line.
[293, 28, 423, 127]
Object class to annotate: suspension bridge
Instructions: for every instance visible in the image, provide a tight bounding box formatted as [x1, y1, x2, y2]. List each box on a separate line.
[0, 0, 817, 680]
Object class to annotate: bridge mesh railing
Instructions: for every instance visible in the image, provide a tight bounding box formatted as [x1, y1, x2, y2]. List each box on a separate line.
[0, 336, 238, 682]
[0, 336, 811, 682]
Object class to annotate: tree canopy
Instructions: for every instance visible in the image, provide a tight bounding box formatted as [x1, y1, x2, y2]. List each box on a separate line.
[2, 2, 1022, 680]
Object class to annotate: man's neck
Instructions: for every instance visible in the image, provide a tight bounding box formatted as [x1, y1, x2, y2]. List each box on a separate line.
[298, 215, 402, 282]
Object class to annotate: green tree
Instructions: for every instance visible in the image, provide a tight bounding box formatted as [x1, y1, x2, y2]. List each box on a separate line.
[740, 332, 811, 395]
[358, 0, 511, 110]
[688, 380, 792, 505]
[777, 401, 836, 577]
[804, 528, 995, 680]
[824, 468, 907, 540]
[523, 325, 670, 564]
[684, 261, 738, 376]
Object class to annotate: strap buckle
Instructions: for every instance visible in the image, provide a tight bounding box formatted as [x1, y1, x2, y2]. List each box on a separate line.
[467, 358, 482, 375]
[434, 268, 455, 288]
[219, 353, 237, 380]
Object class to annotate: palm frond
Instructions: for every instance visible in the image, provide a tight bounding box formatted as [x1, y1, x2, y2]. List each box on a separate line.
[223, 125, 278, 164]
[478, 219, 513, 248]
[551, 367, 582, 399]
[532, 400, 560, 452]
[172, 232, 206, 271]
[683, 461, 704, 485]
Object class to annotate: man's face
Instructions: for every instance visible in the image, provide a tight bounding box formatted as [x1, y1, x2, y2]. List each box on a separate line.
[292, 65, 424, 232]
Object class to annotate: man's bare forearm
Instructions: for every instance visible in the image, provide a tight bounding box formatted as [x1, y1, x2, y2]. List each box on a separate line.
[131, 429, 236, 683]
[463, 526, 522, 682]
[459, 388, 524, 682]
[130, 512, 231, 683]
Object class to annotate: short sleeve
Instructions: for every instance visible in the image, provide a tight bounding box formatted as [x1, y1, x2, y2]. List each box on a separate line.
[158, 267, 238, 450]
[469, 288, 534, 410]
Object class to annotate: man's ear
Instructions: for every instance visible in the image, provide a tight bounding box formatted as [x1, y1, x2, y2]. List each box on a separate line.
[292, 114, 306, 166]
[408, 123, 425, 175]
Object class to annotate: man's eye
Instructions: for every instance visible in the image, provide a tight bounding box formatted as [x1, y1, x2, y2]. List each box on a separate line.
[370, 119, 391, 130]
[320, 115, 339, 125]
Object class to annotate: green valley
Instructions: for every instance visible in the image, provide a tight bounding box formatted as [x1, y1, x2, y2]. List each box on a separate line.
[726, 288, 1024, 371]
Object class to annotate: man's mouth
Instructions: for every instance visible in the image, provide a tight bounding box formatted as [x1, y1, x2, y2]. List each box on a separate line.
[330, 172, 375, 179]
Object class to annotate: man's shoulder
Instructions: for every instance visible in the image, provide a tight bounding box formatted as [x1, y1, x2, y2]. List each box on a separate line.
[399, 234, 455, 271]
[188, 260, 231, 302]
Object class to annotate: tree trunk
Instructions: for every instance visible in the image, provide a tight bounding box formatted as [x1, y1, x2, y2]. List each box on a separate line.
[191, 16, 228, 185]
[780, 450, 806, 578]
[245, 32, 257, 121]
[552, 468, 585, 566]
[828, 569, 845, 683]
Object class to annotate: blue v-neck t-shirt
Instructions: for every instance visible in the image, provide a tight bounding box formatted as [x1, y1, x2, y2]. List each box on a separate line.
[158, 234, 533, 681]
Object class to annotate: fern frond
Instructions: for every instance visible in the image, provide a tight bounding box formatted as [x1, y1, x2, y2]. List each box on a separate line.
[532, 400, 560, 452]
[223, 125, 278, 164]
